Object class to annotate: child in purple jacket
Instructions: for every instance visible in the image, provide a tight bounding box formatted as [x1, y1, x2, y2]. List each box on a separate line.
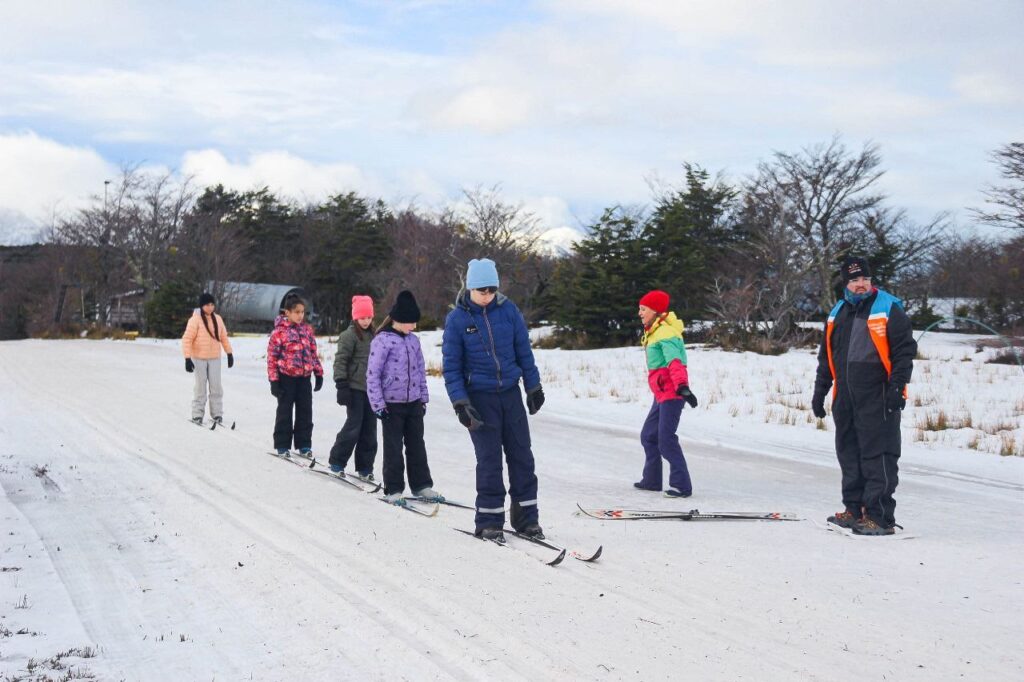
[366, 290, 442, 505]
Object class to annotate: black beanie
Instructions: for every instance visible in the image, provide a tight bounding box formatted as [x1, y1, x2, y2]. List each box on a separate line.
[841, 257, 871, 283]
[198, 292, 215, 307]
[389, 290, 421, 323]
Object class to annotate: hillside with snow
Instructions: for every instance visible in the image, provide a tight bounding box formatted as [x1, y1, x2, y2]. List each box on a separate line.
[1, 331, 1021, 680]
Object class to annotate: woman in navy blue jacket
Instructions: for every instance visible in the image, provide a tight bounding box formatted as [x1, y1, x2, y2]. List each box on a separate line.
[442, 258, 545, 542]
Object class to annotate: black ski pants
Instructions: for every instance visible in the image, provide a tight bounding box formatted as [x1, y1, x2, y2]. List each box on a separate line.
[381, 401, 432, 496]
[329, 389, 378, 473]
[273, 375, 313, 451]
[832, 381, 901, 527]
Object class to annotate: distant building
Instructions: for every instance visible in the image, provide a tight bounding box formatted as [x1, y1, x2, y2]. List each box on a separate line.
[106, 289, 146, 328]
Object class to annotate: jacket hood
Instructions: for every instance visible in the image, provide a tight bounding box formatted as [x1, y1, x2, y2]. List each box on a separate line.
[643, 311, 684, 345]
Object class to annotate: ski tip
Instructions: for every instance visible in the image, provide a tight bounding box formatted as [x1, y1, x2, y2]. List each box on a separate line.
[547, 548, 567, 566]
[574, 545, 603, 562]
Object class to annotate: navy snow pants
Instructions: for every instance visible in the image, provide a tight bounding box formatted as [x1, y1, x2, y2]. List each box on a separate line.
[467, 386, 539, 532]
[639, 397, 692, 494]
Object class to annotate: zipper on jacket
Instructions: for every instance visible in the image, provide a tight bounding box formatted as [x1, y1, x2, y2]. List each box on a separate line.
[482, 306, 502, 388]
[406, 338, 413, 403]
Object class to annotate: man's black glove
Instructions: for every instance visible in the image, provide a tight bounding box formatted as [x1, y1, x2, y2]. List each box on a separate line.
[453, 399, 484, 430]
[885, 383, 907, 414]
[526, 386, 545, 415]
[676, 384, 698, 409]
[269, 381, 281, 398]
[185, 358, 194, 373]
[227, 353, 234, 368]
[314, 375, 323, 392]
[374, 407, 389, 421]
[811, 392, 827, 419]
[335, 381, 351, 406]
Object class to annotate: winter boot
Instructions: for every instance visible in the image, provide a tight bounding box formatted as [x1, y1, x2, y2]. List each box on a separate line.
[510, 500, 539, 533]
[851, 518, 895, 536]
[827, 510, 860, 529]
[412, 487, 444, 503]
[213, 416, 223, 425]
[383, 493, 406, 506]
[357, 471, 375, 482]
[330, 464, 344, 474]
[634, 481, 660, 491]
[664, 488, 692, 498]
[276, 448, 290, 456]
[517, 523, 545, 540]
[191, 417, 203, 426]
[475, 527, 506, 543]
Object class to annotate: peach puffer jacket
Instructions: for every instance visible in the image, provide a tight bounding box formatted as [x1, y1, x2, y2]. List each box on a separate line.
[181, 310, 233, 360]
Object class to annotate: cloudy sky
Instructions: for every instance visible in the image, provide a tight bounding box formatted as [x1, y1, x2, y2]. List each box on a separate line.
[1, 0, 1021, 244]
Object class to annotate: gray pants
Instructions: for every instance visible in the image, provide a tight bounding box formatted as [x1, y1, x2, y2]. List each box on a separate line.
[191, 358, 224, 420]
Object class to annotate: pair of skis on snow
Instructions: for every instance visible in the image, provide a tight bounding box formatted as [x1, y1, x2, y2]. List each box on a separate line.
[265, 449, 463, 517]
[454, 528, 603, 567]
[190, 417, 237, 431]
[575, 505, 800, 522]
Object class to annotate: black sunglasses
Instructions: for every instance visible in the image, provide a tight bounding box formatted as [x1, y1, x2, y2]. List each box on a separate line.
[474, 286, 498, 294]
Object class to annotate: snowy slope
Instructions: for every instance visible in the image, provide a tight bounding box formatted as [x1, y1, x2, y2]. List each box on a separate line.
[1, 335, 1022, 681]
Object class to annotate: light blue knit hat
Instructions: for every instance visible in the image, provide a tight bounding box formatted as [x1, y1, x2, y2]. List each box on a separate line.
[466, 258, 499, 289]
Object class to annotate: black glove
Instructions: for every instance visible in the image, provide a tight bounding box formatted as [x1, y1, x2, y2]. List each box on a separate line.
[314, 375, 323, 392]
[269, 381, 281, 398]
[811, 392, 827, 419]
[885, 383, 906, 414]
[526, 386, 545, 415]
[227, 353, 234, 369]
[185, 358, 194, 373]
[335, 381, 351, 406]
[453, 399, 484, 430]
[676, 385, 698, 409]
[374, 407, 389, 421]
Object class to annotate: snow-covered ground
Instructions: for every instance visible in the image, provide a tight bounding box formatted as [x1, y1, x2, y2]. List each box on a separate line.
[1, 331, 1022, 681]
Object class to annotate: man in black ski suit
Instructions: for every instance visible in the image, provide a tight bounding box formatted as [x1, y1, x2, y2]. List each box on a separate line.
[812, 256, 916, 536]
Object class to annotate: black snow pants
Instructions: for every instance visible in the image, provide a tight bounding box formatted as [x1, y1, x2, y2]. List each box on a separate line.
[832, 381, 901, 527]
[274, 375, 313, 451]
[329, 389, 378, 474]
[380, 401, 432, 496]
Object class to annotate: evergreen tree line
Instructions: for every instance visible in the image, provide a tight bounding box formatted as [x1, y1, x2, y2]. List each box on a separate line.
[1, 138, 1020, 346]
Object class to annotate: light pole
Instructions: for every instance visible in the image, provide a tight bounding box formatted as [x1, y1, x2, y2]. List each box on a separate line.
[103, 180, 111, 212]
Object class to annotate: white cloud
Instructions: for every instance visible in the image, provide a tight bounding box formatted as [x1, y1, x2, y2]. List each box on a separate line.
[181, 149, 383, 203]
[952, 71, 1024, 106]
[0, 131, 116, 224]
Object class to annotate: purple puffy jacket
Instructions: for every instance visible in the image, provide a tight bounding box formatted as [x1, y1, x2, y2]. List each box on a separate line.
[365, 327, 429, 412]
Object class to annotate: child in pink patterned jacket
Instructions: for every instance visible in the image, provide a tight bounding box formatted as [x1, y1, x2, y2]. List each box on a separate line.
[267, 293, 324, 456]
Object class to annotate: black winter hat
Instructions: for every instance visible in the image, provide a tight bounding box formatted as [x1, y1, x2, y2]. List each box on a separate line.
[198, 292, 216, 307]
[389, 290, 421, 323]
[841, 256, 871, 283]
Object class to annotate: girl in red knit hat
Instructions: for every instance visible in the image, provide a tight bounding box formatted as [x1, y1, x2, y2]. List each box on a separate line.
[636, 290, 696, 497]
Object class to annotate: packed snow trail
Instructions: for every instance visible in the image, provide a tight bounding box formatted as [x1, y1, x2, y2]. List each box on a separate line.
[1, 338, 1021, 681]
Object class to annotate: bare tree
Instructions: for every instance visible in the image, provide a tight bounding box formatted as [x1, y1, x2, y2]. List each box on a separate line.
[54, 167, 196, 319]
[974, 142, 1024, 230]
[748, 137, 886, 310]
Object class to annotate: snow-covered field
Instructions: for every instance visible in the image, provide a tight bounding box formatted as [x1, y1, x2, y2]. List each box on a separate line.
[1, 331, 1022, 681]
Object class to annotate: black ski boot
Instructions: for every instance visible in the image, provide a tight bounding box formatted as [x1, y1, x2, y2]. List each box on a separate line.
[517, 523, 545, 540]
[510, 500, 543, 538]
[475, 527, 505, 543]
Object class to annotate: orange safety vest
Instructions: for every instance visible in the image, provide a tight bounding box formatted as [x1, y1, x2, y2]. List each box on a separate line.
[824, 290, 906, 399]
